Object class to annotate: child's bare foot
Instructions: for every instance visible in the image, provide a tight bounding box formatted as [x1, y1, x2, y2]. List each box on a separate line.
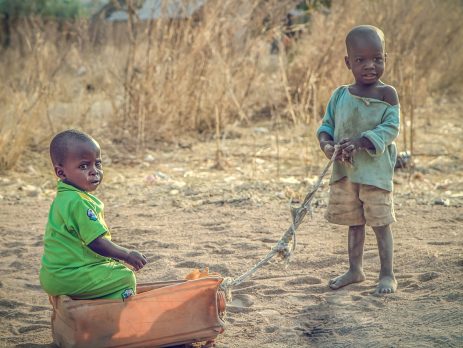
[375, 275, 397, 294]
[329, 270, 366, 290]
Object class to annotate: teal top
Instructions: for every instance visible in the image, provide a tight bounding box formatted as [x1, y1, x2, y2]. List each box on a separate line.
[317, 85, 400, 192]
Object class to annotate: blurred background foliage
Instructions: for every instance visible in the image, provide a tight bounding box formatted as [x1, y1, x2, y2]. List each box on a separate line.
[0, 0, 461, 170]
[0, 0, 85, 19]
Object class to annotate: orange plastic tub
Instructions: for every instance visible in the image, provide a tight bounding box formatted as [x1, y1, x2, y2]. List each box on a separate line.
[48, 277, 226, 348]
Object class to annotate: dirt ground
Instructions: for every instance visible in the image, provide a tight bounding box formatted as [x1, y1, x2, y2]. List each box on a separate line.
[0, 98, 462, 347]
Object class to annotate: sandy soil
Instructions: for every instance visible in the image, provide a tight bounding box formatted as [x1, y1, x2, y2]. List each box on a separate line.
[1, 99, 462, 347]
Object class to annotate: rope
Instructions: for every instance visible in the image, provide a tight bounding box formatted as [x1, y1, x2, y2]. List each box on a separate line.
[220, 146, 340, 301]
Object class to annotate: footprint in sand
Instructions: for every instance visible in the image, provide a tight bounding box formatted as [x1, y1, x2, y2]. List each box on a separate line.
[264, 325, 279, 333]
[427, 241, 452, 245]
[231, 242, 256, 250]
[302, 284, 331, 294]
[200, 221, 230, 232]
[303, 326, 333, 339]
[259, 237, 277, 244]
[184, 251, 205, 257]
[259, 288, 287, 296]
[257, 309, 281, 324]
[285, 276, 322, 286]
[419, 271, 440, 282]
[227, 294, 254, 313]
[297, 323, 333, 340]
[17, 324, 49, 334]
[207, 225, 228, 232]
[286, 294, 315, 305]
[306, 256, 342, 269]
[211, 248, 235, 255]
[156, 241, 176, 249]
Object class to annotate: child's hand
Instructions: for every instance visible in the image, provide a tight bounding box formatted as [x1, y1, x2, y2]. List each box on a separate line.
[124, 251, 148, 271]
[320, 140, 339, 160]
[339, 137, 373, 156]
[339, 137, 358, 156]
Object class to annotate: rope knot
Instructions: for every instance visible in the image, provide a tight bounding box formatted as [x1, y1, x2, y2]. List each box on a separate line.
[219, 277, 234, 302]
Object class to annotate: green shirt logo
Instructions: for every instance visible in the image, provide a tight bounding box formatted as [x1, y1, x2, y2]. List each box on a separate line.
[87, 209, 98, 221]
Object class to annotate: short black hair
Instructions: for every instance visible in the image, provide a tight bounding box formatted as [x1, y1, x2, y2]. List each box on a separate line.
[346, 25, 385, 53]
[50, 129, 96, 165]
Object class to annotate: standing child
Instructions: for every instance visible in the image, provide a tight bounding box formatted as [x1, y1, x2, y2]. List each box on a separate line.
[317, 25, 399, 294]
[40, 130, 148, 300]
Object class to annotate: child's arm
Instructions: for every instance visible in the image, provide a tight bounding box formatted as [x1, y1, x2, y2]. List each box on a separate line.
[317, 87, 344, 160]
[88, 236, 148, 271]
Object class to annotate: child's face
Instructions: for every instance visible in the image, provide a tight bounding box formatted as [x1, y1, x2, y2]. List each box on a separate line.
[55, 140, 103, 192]
[345, 35, 385, 86]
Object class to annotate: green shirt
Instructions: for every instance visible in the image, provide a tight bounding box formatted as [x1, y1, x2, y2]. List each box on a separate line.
[317, 86, 400, 191]
[40, 181, 112, 293]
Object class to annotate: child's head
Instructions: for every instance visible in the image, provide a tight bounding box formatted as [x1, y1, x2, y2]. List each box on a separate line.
[50, 129, 103, 192]
[344, 25, 386, 86]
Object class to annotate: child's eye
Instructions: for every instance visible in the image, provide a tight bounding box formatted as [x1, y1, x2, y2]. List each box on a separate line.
[96, 161, 102, 169]
[374, 57, 383, 62]
[355, 58, 363, 63]
[79, 164, 88, 170]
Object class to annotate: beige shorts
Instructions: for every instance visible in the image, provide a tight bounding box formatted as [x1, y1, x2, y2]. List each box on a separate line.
[326, 177, 396, 227]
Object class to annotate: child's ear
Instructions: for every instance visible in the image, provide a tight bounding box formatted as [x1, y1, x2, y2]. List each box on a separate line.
[54, 165, 66, 179]
[344, 55, 351, 69]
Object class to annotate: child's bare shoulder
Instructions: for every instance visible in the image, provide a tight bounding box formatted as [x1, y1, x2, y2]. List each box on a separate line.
[380, 84, 399, 105]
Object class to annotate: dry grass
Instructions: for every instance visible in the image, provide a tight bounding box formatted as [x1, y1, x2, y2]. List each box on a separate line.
[0, 0, 462, 170]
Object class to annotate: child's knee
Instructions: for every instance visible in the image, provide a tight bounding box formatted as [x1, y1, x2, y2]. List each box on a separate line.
[119, 267, 137, 289]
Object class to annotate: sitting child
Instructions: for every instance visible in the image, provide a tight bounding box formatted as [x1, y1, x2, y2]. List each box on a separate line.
[40, 129, 147, 300]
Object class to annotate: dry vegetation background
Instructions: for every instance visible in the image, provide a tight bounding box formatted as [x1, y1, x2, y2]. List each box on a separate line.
[0, 0, 462, 171]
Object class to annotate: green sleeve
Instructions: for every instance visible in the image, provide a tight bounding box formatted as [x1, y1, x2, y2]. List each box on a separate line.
[317, 86, 344, 139]
[68, 198, 108, 245]
[361, 104, 400, 157]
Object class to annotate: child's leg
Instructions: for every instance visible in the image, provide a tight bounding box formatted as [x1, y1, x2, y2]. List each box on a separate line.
[329, 224, 366, 289]
[372, 224, 397, 294]
[71, 262, 136, 300]
[41, 261, 136, 300]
